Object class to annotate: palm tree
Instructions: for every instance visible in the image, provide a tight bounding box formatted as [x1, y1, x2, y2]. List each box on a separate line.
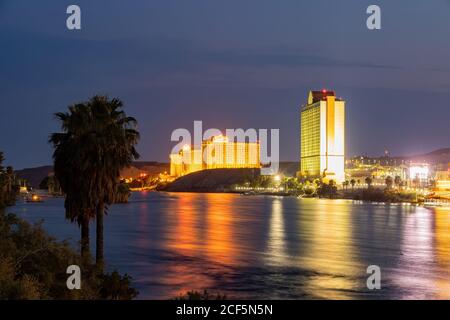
[50, 96, 140, 269]
[314, 179, 321, 188]
[385, 176, 393, 189]
[342, 180, 350, 190]
[350, 179, 356, 189]
[365, 176, 373, 189]
[0, 153, 16, 208]
[5, 166, 14, 195]
[0, 151, 4, 173]
[0, 152, 5, 208]
[394, 176, 402, 189]
[114, 182, 131, 204]
[51, 103, 96, 260]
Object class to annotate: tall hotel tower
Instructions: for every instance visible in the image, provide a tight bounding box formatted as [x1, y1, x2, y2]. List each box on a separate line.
[300, 90, 345, 183]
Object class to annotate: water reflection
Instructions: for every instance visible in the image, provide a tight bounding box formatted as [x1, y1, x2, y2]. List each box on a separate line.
[161, 194, 209, 296]
[265, 198, 287, 266]
[299, 200, 360, 299]
[205, 194, 238, 265]
[167, 194, 200, 255]
[11, 193, 450, 299]
[434, 207, 450, 298]
[393, 207, 435, 299]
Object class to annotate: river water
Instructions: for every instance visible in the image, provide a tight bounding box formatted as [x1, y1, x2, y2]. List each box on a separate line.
[9, 192, 450, 299]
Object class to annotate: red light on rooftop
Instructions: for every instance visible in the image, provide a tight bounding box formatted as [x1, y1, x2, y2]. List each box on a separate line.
[322, 89, 327, 93]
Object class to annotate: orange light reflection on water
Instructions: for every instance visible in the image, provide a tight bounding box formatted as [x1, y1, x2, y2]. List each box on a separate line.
[298, 199, 360, 299]
[204, 193, 237, 265]
[434, 207, 450, 298]
[162, 193, 209, 297]
[162, 193, 240, 297]
[133, 193, 450, 299]
[265, 198, 288, 266]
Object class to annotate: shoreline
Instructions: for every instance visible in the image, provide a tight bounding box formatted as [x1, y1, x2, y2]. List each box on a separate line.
[20, 188, 449, 208]
[148, 189, 449, 208]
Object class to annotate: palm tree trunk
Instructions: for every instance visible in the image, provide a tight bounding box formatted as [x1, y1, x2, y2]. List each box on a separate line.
[81, 215, 90, 261]
[96, 202, 104, 272]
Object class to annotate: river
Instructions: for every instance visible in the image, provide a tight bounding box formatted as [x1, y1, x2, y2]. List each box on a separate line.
[8, 192, 450, 299]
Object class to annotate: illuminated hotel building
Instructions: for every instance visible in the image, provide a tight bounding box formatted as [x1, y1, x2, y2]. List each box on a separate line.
[169, 145, 203, 177]
[300, 90, 345, 183]
[202, 135, 260, 169]
[427, 164, 450, 203]
[170, 135, 261, 177]
[408, 163, 430, 187]
[435, 164, 450, 197]
[169, 153, 183, 177]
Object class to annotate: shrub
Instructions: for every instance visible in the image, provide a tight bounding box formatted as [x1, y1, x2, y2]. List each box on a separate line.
[0, 210, 138, 300]
[174, 290, 227, 300]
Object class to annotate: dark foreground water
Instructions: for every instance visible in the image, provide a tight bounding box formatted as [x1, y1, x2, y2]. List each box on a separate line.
[8, 192, 450, 299]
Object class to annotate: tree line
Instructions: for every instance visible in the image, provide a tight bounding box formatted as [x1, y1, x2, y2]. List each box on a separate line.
[0, 152, 18, 209]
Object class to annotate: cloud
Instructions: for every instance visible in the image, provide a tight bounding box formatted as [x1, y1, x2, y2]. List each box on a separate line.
[197, 49, 400, 70]
[0, 29, 400, 92]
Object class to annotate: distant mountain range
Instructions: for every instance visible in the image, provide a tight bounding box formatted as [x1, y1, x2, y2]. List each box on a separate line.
[15, 165, 54, 188]
[402, 148, 450, 165]
[277, 148, 450, 175]
[161, 168, 260, 193]
[14, 148, 450, 188]
[15, 162, 169, 188]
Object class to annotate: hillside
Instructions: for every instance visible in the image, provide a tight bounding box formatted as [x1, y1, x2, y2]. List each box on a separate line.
[120, 162, 169, 179]
[161, 168, 260, 192]
[16, 162, 169, 188]
[14, 165, 53, 188]
[406, 148, 450, 165]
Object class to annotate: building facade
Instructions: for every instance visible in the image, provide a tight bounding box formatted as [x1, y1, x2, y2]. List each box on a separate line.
[435, 164, 450, 193]
[202, 135, 260, 170]
[170, 135, 261, 177]
[346, 155, 408, 183]
[300, 90, 345, 183]
[169, 145, 203, 177]
[429, 163, 450, 202]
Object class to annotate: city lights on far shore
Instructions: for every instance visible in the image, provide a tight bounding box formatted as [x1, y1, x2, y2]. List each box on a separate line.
[182, 144, 191, 152]
[169, 134, 261, 177]
[409, 164, 429, 180]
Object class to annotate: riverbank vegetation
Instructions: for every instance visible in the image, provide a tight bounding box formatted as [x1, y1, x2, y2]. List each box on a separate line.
[1, 148, 139, 300]
[230, 174, 423, 203]
[0, 152, 18, 209]
[39, 175, 62, 196]
[174, 290, 227, 300]
[0, 210, 138, 299]
[342, 188, 419, 203]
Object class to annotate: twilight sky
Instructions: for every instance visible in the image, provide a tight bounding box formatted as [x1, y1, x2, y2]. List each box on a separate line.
[1, 0, 450, 169]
